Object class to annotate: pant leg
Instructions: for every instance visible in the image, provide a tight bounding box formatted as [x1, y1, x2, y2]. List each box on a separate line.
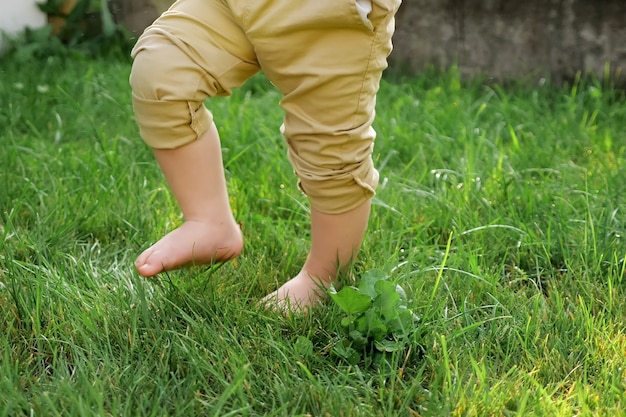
[130, 0, 260, 149]
[230, 0, 401, 214]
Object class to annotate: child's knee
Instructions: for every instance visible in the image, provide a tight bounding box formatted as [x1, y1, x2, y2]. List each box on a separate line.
[129, 33, 213, 149]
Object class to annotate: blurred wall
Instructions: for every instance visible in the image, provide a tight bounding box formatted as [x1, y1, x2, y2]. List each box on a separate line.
[392, 0, 626, 82]
[109, 0, 160, 36]
[113, 0, 626, 82]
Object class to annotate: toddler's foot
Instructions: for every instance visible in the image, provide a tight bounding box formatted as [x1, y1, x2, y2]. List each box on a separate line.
[135, 219, 243, 277]
[261, 270, 332, 313]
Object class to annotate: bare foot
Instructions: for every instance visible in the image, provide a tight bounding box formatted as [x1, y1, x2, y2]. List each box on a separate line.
[261, 270, 333, 313]
[135, 219, 243, 277]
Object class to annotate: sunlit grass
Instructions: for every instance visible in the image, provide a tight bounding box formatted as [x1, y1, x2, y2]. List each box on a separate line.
[0, 56, 624, 416]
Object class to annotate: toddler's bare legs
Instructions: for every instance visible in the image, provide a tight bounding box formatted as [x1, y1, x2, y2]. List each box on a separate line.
[135, 122, 243, 277]
[134, 119, 369, 311]
[263, 200, 371, 310]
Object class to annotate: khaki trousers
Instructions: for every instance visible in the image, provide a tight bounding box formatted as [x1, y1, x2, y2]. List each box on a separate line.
[130, 0, 401, 214]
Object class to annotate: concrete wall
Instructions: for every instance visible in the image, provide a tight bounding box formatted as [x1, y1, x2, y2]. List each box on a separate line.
[109, 0, 160, 36]
[392, 0, 626, 82]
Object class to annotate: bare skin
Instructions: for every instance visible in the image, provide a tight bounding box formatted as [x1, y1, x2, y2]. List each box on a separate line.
[136, 123, 371, 311]
[135, 123, 243, 277]
[261, 201, 371, 310]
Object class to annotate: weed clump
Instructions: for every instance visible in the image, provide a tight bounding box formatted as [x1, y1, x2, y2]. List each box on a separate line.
[329, 269, 419, 366]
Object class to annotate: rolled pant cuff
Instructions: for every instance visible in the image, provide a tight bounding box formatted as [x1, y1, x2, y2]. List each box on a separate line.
[132, 93, 213, 149]
[296, 158, 379, 214]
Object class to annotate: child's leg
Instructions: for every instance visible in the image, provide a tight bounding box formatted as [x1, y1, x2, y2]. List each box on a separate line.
[130, 0, 259, 276]
[251, 0, 401, 309]
[134, 123, 243, 277]
[263, 200, 371, 307]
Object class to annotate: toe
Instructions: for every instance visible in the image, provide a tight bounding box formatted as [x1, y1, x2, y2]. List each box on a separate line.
[136, 261, 164, 278]
[135, 249, 164, 277]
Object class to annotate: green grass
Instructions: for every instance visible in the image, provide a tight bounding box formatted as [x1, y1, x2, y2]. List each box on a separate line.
[0, 55, 625, 416]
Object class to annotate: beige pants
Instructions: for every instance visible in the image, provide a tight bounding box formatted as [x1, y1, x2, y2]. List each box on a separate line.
[130, 0, 401, 214]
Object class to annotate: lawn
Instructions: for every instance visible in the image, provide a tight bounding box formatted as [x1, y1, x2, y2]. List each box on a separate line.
[0, 54, 625, 416]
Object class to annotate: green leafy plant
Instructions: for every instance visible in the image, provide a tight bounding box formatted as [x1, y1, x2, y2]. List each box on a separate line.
[329, 269, 419, 365]
[1, 26, 68, 61]
[17, 0, 134, 58]
[36, 0, 70, 14]
[38, 0, 105, 39]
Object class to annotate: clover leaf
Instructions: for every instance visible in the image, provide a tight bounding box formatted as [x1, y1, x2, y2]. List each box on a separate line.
[329, 285, 371, 315]
[358, 268, 388, 299]
[373, 279, 402, 320]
